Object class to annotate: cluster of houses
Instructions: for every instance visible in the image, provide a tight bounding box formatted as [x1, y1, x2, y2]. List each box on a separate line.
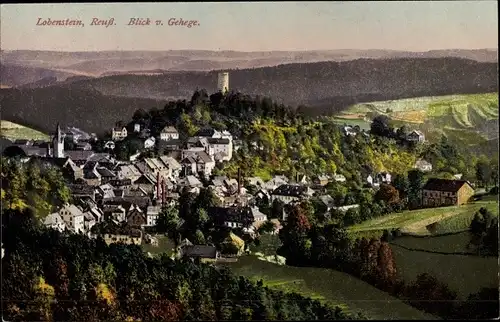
[3, 122, 476, 258]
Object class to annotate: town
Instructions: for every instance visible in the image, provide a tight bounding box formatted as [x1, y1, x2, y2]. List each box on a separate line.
[1, 2, 498, 320]
[1, 73, 483, 265]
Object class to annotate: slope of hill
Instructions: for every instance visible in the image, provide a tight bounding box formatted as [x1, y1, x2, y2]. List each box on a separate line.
[0, 88, 168, 135]
[337, 93, 499, 156]
[0, 64, 80, 87]
[56, 58, 498, 107]
[0, 120, 50, 141]
[225, 256, 438, 320]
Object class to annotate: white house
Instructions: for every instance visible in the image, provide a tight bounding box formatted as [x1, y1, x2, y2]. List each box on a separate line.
[44, 212, 67, 232]
[103, 205, 127, 223]
[333, 174, 346, 183]
[343, 126, 357, 136]
[58, 204, 85, 234]
[208, 138, 233, 161]
[134, 124, 141, 132]
[195, 151, 216, 177]
[414, 159, 433, 172]
[104, 141, 115, 150]
[160, 126, 179, 141]
[407, 130, 425, 142]
[146, 205, 161, 227]
[159, 156, 182, 179]
[144, 136, 156, 149]
[111, 127, 128, 141]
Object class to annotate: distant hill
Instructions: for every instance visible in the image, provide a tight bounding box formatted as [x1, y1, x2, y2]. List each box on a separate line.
[1, 57, 496, 136]
[0, 64, 79, 88]
[1, 48, 497, 86]
[0, 87, 167, 135]
[58, 57, 498, 108]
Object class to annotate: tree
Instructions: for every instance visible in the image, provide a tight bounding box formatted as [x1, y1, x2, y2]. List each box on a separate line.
[375, 242, 398, 289]
[370, 115, 392, 137]
[270, 199, 285, 219]
[343, 208, 360, 226]
[156, 205, 180, 246]
[475, 158, 491, 188]
[396, 125, 408, 141]
[392, 174, 409, 199]
[375, 184, 400, 207]
[407, 169, 425, 209]
[258, 220, 276, 234]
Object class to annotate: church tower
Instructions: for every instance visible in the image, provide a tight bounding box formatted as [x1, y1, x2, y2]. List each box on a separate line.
[53, 123, 65, 158]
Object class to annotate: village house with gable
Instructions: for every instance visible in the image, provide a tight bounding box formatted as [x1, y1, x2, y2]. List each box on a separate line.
[111, 126, 128, 141]
[421, 178, 475, 207]
[160, 126, 180, 141]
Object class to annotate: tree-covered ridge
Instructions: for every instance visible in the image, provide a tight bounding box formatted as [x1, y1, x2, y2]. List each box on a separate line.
[1, 210, 361, 321]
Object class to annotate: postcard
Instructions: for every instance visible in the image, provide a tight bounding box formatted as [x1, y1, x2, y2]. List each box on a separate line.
[1, 2, 498, 321]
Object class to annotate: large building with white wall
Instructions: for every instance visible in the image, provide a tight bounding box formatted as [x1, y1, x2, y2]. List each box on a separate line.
[217, 72, 229, 93]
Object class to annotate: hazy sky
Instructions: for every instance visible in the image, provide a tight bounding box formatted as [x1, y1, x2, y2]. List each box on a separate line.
[1, 2, 497, 51]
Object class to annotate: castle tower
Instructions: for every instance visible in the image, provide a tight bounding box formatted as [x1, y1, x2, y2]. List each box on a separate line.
[53, 123, 65, 158]
[217, 72, 229, 94]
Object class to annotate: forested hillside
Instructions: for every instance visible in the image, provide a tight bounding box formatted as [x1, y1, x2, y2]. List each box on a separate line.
[60, 58, 499, 107]
[1, 210, 359, 321]
[1, 58, 497, 135]
[0, 87, 168, 135]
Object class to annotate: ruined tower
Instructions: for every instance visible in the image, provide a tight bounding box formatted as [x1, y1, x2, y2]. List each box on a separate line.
[217, 72, 229, 94]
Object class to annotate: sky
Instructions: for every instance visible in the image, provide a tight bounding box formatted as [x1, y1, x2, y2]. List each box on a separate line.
[0, 2, 497, 52]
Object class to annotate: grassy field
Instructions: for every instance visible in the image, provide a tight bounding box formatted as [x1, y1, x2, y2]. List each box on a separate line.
[141, 235, 176, 256]
[433, 196, 498, 234]
[0, 120, 50, 141]
[348, 200, 498, 236]
[222, 256, 438, 320]
[391, 238, 498, 299]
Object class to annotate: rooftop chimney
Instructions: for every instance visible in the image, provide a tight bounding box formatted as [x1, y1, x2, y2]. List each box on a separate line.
[156, 173, 161, 200]
[237, 168, 242, 195]
[162, 179, 166, 205]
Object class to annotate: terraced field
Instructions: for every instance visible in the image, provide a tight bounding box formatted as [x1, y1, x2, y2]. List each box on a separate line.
[338, 93, 499, 143]
[0, 120, 50, 141]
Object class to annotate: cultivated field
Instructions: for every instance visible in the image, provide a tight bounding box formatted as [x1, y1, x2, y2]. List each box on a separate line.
[337, 93, 499, 147]
[222, 256, 438, 320]
[0, 120, 50, 141]
[348, 200, 498, 236]
[341, 93, 498, 125]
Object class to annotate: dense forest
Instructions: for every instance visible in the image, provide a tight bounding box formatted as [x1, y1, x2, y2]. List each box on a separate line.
[48, 58, 500, 104]
[1, 209, 361, 321]
[1, 57, 497, 134]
